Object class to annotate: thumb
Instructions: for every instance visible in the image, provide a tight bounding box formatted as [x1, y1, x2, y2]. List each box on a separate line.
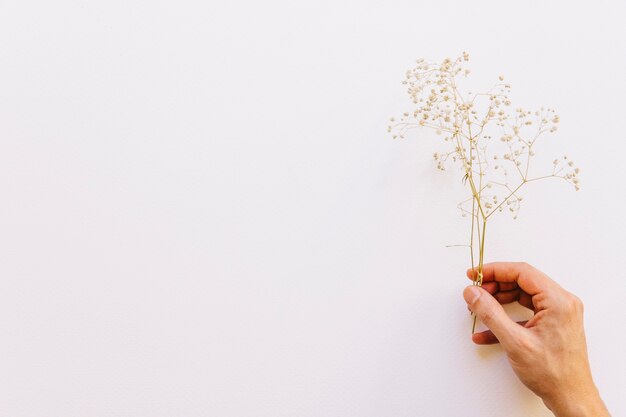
[463, 286, 521, 346]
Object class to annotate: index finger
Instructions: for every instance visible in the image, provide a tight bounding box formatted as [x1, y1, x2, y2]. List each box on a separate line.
[466, 262, 556, 296]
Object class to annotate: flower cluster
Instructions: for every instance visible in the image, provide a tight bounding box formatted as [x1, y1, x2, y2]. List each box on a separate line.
[388, 53, 579, 221]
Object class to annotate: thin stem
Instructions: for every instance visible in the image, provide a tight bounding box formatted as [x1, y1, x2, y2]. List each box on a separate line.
[470, 193, 476, 272]
[472, 218, 487, 334]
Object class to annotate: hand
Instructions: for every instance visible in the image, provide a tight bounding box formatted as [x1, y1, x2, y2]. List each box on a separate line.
[463, 262, 610, 417]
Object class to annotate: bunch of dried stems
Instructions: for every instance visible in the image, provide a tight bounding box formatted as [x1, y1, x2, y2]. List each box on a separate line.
[388, 53, 579, 332]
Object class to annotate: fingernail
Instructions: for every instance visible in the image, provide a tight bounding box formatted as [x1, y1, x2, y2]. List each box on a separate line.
[464, 286, 481, 305]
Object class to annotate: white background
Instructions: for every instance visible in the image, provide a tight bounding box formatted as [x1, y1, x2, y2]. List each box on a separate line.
[0, 0, 624, 416]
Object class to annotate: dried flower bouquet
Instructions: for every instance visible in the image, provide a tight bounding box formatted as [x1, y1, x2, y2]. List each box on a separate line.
[388, 53, 579, 332]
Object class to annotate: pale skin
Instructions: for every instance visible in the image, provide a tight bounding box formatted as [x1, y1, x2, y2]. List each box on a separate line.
[463, 262, 610, 417]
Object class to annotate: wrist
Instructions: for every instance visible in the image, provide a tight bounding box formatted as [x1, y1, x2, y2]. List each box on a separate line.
[544, 384, 609, 417]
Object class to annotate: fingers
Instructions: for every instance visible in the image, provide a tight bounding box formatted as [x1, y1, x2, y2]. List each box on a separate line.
[493, 289, 520, 305]
[481, 281, 498, 295]
[466, 262, 555, 296]
[518, 291, 534, 311]
[463, 286, 523, 348]
[498, 282, 518, 291]
[493, 289, 534, 310]
[472, 329, 499, 345]
[466, 277, 535, 310]
[472, 321, 529, 345]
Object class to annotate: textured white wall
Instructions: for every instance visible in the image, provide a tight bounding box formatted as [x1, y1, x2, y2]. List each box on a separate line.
[0, 0, 624, 416]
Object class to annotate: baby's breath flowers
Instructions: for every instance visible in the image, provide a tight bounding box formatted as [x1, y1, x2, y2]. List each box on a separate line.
[388, 53, 580, 333]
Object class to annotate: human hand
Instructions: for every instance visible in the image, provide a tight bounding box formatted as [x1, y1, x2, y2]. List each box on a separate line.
[463, 262, 610, 417]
